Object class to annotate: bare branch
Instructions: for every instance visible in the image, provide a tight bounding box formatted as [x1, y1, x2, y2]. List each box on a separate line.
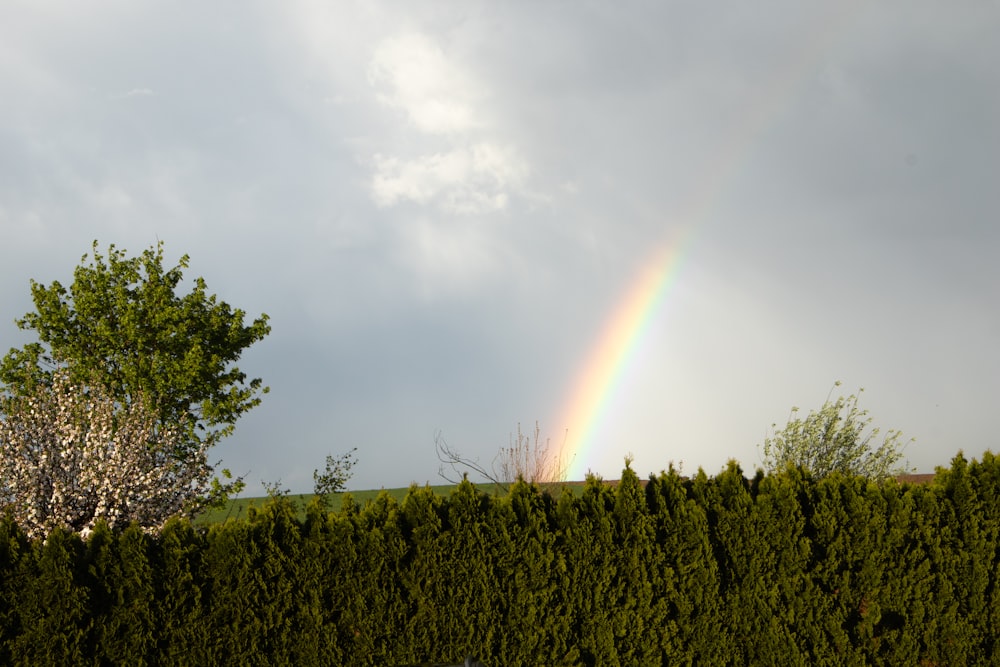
[435, 422, 574, 491]
[435, 431, 503, 487]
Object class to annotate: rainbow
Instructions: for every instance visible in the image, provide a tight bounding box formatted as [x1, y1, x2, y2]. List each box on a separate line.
[555, 2, 870, 480]
[556, 238, 691, 480]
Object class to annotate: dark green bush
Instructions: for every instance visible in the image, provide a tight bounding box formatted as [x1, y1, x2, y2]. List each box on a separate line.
[1, 453, 998, 665]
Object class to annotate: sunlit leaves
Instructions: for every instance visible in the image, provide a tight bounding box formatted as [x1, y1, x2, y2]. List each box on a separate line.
[0, 240, 269, 506]
[762, 382, 911, 479]
[1, 241, 270, 457]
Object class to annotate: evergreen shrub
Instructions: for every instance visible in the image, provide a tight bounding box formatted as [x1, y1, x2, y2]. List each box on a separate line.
[0, 453, 998, 665]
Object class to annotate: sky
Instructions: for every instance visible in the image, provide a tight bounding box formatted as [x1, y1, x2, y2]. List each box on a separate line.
[1, 1, 998, 495]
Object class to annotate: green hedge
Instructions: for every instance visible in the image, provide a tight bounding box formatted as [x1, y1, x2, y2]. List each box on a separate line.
[1, 451, 998, 665]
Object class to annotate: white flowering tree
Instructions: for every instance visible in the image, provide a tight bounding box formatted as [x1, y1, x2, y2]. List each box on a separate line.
[0, 241, 269, 506]
[0, 369, 213, 540]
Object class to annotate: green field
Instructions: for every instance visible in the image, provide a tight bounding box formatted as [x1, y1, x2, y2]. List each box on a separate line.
[193, 473, 934, 526]
[193, 481, 593, 526]
[193, 485, 452, 525]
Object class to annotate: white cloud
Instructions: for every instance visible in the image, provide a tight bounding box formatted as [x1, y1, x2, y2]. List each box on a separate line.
[364, 32, 534, 216]
[371, 142, 528, 214]
[367, 33, 483, 136]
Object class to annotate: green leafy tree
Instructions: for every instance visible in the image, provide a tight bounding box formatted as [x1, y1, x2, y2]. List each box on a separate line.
[313, 448, 358, 504]
[761, 382, 911, 479]
[0, 240, 270, 503]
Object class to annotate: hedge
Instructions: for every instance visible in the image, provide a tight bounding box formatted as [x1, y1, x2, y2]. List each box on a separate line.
[1, 451, 998, 665]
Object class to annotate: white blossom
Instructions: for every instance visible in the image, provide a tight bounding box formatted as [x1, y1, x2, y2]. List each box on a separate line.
[0, 370, 213, 540]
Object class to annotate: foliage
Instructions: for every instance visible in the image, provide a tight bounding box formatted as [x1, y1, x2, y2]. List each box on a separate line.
[261, 479, 292, 501]
[761, 382, 912, 479]
[435, 421, 571, 490]
[313, 448, 358, 507]
[1, 453, 998, 663]
[0, 240, 269, 501]
[255, 449, 360, 513]
[0, 369, 214, 540]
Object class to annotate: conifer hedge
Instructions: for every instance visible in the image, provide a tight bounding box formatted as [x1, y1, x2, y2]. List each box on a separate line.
[1, 452, 998, 665]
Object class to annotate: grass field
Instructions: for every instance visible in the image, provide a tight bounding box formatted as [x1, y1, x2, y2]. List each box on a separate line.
[193, 473, 935, 526]
[193, 485, 454, 525]
[193, 481, 593, 526]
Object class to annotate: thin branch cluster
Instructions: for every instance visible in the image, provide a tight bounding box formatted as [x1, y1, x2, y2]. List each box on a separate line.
[437, 421, 572, 489]
[313, 447, 358, 497]
[0, 369, 212, 540]
[494, 421, 570, 485]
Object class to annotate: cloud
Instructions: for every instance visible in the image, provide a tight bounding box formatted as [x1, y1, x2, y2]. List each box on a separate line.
[4, 0, 996, 491]
[365, 32, 533, 215]
[398, 216, 504, 294]
[371, 142, 528, 214]
[367, 33, 483, 136]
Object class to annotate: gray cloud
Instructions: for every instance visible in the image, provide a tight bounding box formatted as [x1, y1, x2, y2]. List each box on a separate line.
[1, 0, 997, 492]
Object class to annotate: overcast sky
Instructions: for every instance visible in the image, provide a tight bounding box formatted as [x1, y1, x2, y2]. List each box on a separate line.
[2, 1, 998, 494]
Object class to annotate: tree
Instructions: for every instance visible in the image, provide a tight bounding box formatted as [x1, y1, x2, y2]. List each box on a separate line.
[313, 448, 358, 497]
[0, 241, 270, 501]
[761, 382, 912, 479]
[436, 421, 571, 490]
[0, 369, 214, 539]
[308, 448, 358, 510]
